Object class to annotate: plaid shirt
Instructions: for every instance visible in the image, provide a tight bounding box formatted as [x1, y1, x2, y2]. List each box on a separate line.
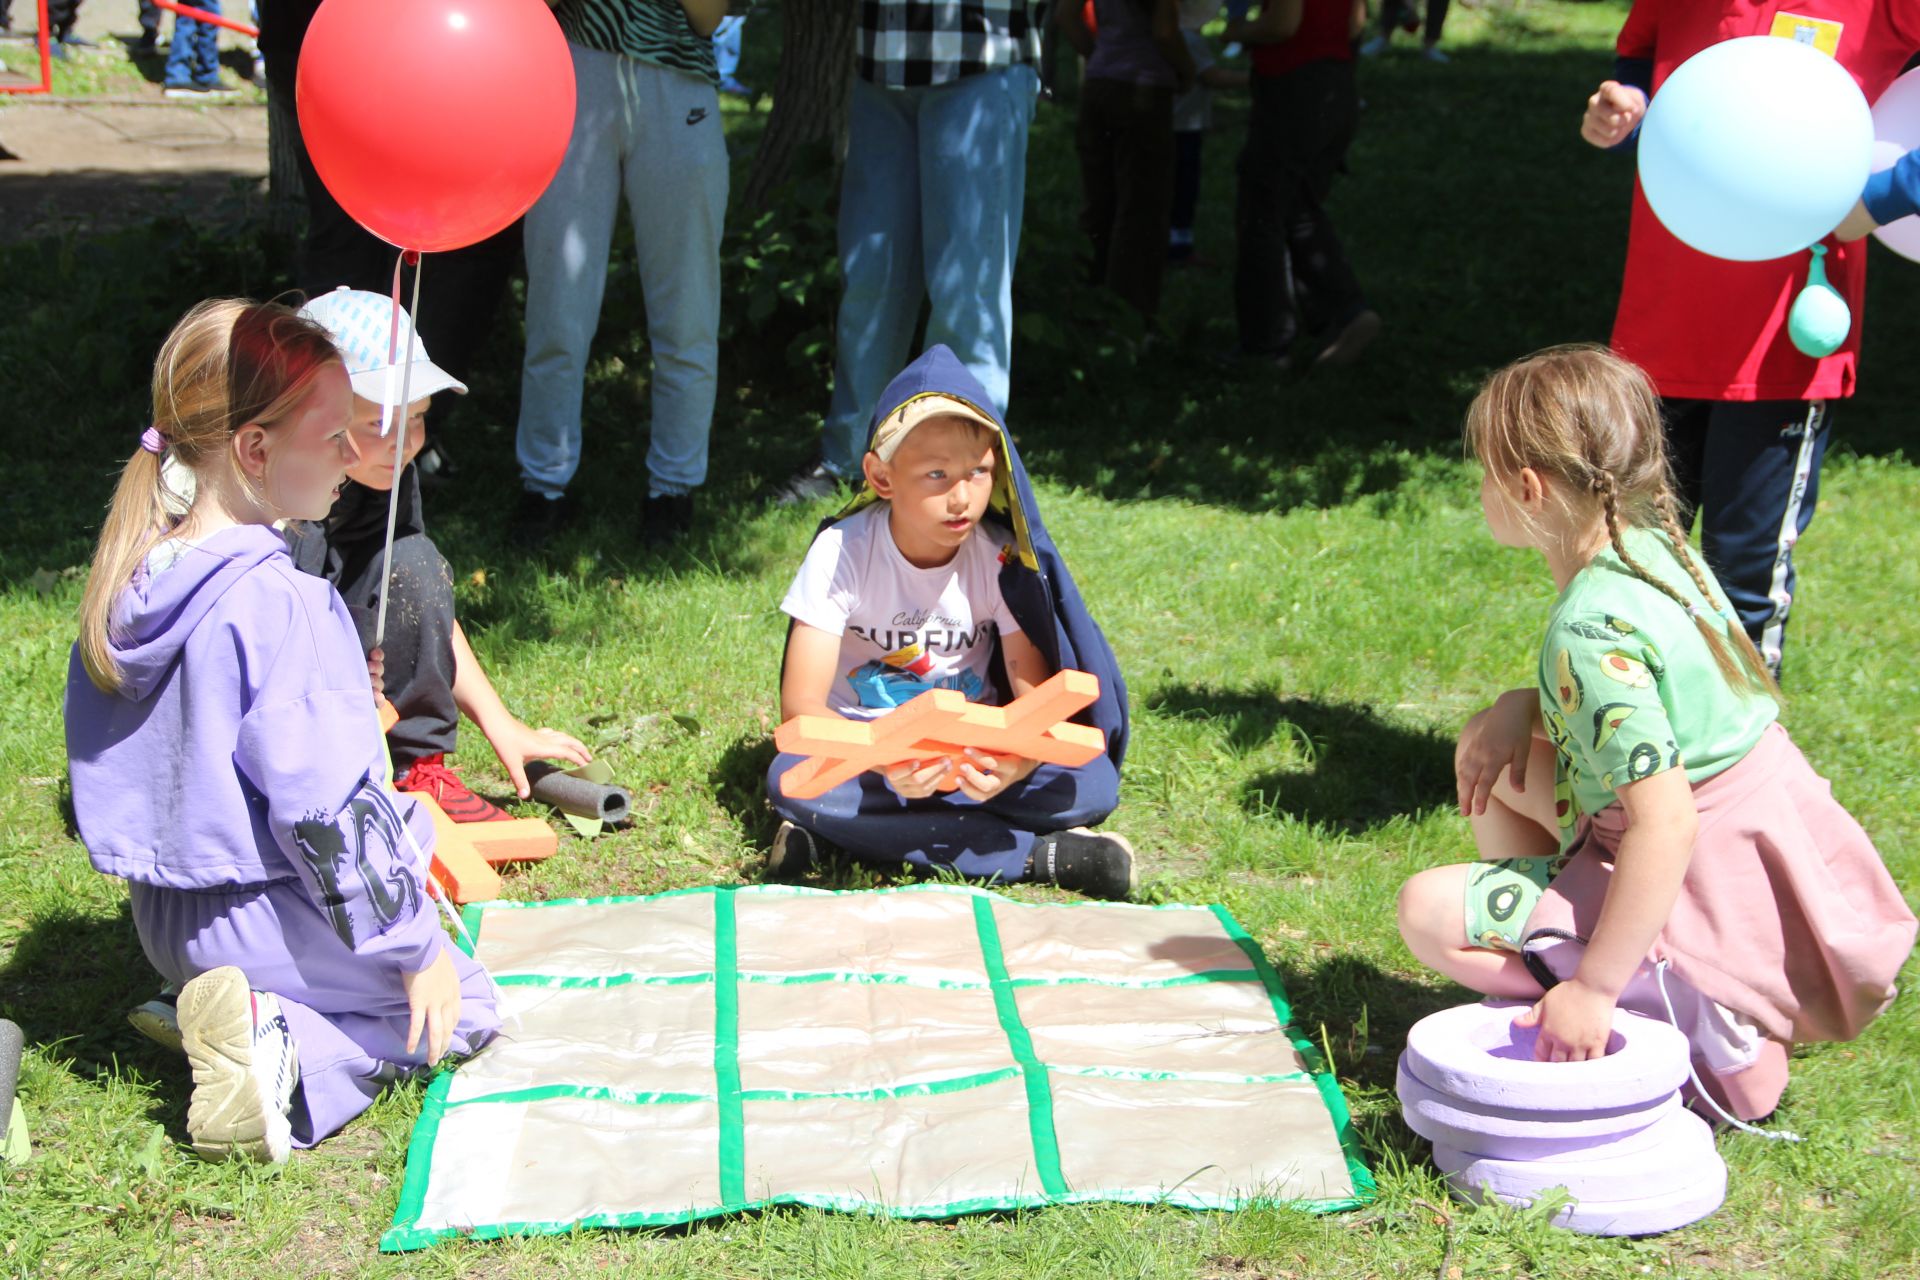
[856, 1, 1046, 89]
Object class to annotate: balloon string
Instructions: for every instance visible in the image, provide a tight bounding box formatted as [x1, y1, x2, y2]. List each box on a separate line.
[374, 250, 425, 649]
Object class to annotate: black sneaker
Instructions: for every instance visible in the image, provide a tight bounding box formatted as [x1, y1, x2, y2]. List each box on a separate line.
[766, 820, 828, 882]
[512, 489, 575, 544]
[642, 491, 694, 548]
[1028, 828, 1136, 900]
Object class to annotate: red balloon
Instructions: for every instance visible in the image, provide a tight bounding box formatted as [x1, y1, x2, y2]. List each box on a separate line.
[297, 0, 575, 253]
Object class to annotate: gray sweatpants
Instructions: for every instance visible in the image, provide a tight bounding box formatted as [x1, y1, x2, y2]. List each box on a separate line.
[517, 42, 729, 500]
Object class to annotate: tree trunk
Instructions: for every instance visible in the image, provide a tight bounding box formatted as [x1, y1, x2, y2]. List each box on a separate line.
[266, 85, 305, 238]
[738, 0, 858, 213]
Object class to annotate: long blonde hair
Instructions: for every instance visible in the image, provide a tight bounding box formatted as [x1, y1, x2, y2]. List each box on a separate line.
[1465, 344, 1779, 699]
[78, 299, 341, 693]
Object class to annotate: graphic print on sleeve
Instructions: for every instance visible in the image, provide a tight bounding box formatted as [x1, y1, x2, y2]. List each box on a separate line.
[293, 781, 424, 950]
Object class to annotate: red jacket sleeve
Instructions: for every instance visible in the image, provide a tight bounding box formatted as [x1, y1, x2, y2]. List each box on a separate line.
[1616, 0, 1659, 61]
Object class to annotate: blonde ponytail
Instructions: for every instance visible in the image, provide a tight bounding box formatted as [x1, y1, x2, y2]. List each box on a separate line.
[77, 446, 174, 692]
[77, 299, 341, 693]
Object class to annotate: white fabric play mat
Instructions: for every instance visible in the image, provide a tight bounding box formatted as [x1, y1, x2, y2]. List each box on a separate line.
[382, 885, 1372, 1250]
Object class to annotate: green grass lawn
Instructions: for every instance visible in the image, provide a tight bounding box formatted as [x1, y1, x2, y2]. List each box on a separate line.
[2, 2, 1916, 1275]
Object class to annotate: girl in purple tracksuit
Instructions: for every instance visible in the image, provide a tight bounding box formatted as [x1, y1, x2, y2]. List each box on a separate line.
[64, 299, 498, 1164]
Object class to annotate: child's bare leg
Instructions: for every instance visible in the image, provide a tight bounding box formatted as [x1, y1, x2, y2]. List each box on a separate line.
[1469, 737, 1559, 862]
[1397, 863, 1543, 998]
[1400, 737, 1559, 999]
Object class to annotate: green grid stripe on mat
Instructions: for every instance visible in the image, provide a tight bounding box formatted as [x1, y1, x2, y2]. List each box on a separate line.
[971, 894, 1069, 1198]
[713, 888, 747, 1206]
[489, 968, 1266, 992]
[1210, 905, 1378, 1205]
[386, 886, 1374, 1252]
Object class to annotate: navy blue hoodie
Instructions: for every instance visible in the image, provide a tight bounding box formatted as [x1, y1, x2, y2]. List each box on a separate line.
[788, 345, 1130, 770]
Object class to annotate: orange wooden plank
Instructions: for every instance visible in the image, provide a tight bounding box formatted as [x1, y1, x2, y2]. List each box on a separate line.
[466, 817, 559, 866]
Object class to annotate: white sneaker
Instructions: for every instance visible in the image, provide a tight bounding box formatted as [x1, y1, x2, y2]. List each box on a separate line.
[1359, 35, 1389, 57]
[177, 967, 299, 1165]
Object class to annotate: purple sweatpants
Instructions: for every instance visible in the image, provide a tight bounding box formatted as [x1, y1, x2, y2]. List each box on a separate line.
[129, 879, 500, 1148]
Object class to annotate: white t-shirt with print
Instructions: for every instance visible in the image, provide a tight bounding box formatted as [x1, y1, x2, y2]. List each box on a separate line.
[780, 504, 1023, 720]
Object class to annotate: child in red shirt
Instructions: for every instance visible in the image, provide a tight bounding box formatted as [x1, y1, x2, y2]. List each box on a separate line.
[1580, 1, 1920, 676]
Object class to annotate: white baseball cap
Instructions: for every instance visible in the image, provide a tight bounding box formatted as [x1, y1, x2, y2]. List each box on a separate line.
[298, 286, 468, 405]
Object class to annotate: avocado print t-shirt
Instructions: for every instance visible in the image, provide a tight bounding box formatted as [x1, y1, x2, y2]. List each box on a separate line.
[1537, 527, 1778, 850]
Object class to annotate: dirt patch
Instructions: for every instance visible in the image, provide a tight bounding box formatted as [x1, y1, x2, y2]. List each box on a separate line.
[0, 100, 268, 241]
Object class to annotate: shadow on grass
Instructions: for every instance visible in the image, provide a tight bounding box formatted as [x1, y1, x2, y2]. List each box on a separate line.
[711, 730, 781, 854]
[1147, 685, 1455, 832]
[8, 36, 1919, 594]
[1270, 952, 1467, 1165]
[0, 902, 187, 1105]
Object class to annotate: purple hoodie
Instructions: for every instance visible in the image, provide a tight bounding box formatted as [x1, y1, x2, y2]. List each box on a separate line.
[64, 524, 443, 973]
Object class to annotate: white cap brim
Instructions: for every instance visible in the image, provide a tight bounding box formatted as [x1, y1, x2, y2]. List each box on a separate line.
[346, 358, 467, 407]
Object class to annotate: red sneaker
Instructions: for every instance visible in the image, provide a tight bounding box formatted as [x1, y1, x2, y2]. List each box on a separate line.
[396, 753, 512, 822]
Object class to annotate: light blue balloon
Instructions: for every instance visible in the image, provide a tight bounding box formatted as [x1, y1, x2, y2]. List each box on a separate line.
[1639, 37, 1873, 262]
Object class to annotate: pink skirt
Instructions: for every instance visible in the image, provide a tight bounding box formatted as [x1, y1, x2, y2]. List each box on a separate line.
[1525, 723, 1916, 1045]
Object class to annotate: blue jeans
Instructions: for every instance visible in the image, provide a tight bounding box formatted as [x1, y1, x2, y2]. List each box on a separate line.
[767, 751, 1120, 884]
[712, 14, 745, 81]
[517, 43, 728, 499]
[164, 0, 221, 88]
[823, 65, 1039, 478]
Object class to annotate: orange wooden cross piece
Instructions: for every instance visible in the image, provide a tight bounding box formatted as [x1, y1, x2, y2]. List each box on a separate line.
[379, 699, 559, 903]
[410, 793, 560, 904]
[773, 669, 1107, 800]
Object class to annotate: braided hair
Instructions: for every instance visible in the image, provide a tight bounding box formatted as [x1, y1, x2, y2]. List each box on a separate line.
[1465, 344, 1779, 700]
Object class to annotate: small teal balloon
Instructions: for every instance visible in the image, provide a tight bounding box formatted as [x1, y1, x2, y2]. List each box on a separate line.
[1639, 37, 1874, 261]
[1789, 245, 1851, 357]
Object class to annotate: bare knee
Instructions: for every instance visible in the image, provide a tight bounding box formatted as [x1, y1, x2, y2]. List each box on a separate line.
[1397, 866, 1462, 961]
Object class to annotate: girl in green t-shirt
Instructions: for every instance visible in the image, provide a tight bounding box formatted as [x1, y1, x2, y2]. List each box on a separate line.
[1397, 345, 1914, 1123]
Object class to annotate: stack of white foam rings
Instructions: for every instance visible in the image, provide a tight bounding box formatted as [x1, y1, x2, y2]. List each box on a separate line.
[1397, 1001, 1727, 1236]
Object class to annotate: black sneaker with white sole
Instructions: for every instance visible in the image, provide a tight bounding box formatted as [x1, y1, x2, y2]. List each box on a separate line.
[1027, 828, 1137, 900]
[766, 820, 843, 882]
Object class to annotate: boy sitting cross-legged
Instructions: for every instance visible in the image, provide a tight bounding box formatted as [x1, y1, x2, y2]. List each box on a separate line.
[766, 346, 1136, 899]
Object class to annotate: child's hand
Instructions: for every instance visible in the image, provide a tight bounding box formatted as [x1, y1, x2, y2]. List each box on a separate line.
[1455, 690, 1537, 817]
[1834, 197, 1878, 242]
[1516, 978, 1617, 1062]
[953, 748, 1036, 802]
[367, 646, 386, 701]
[401, 947, 463, 1066]
[1581, 80, 1647, 148]
[883, 757, 952, 800]
[485, 717, 593, 800]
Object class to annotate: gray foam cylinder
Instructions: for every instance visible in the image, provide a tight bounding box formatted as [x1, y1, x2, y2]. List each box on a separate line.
[526, 763, 631, 825]
[0, 1018, 21, 1142]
